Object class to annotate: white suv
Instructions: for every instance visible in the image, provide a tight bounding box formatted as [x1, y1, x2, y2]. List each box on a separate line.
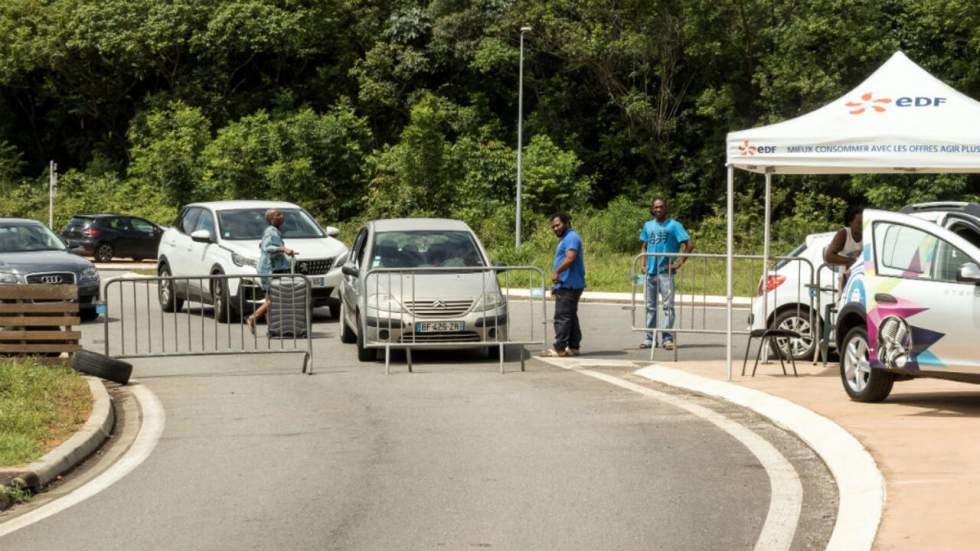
[156, 200, 348, 322]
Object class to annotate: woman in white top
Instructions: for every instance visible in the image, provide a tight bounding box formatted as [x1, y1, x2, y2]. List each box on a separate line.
[824, 205, 863, 287]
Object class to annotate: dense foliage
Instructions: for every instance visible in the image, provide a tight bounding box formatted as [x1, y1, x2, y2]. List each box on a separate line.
[0, 0, 978, 257]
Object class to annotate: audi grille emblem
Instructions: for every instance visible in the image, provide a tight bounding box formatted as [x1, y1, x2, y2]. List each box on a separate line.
[432, 299, 446, 309]
[40, 275, 63, 284]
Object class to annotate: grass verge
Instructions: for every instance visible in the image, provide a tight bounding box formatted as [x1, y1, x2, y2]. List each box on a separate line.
[0, 357, 91, 468]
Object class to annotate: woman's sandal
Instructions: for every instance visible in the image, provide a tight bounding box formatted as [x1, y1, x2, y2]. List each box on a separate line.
[538, 348, 568, 357]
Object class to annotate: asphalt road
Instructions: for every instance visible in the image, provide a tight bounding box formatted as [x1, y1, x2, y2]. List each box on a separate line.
[0, 272, 835, 550]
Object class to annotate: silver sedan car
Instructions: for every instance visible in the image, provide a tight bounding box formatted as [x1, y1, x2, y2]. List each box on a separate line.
[338, 219, 507, 361]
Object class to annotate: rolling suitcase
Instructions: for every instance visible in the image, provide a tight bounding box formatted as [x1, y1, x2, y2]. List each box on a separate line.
[267, 273, 309, 339]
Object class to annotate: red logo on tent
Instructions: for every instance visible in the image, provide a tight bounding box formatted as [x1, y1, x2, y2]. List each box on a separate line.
[846, 92, 892, 115]
[738, 140, 757, 156]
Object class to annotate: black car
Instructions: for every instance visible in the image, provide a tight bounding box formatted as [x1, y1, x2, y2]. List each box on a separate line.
[0, 218, 101, 321]
[61, 214, 163, 263]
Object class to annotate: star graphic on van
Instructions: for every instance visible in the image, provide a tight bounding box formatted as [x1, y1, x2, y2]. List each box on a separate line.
[846, 92, 892, 115]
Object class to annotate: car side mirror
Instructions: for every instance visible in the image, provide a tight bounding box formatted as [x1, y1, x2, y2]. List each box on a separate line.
[190, 229, 213, 243]
[493, 260, 508, 273]
[341, 264, 359, 278]
[325, 226, 340, 238]
[957, 262, 980, 284]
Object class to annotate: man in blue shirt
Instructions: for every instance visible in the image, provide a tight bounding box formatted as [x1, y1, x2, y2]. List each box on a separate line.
[640, 197, 694, 350]
[541, 212, 585, 357]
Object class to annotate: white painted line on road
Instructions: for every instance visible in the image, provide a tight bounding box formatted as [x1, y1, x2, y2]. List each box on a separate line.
[537, 357, 802, 551]
[633, 365, 883, 551]
[0, 381, 165, 539]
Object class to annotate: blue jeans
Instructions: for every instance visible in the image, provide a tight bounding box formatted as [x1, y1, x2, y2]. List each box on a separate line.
[644, 273, 675, 345]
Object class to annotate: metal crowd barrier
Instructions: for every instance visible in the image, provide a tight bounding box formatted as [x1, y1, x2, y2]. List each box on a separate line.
[812, 262, 843, 366]
[102, 273, 314, 374]
[360, 265, 548, 374]
[628, 252, 817, 363]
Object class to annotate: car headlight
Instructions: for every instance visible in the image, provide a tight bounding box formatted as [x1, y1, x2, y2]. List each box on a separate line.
[367, 293, 403, 313]
[474, 292, 506, 312]
[0, 270, 18, 284]
[332, 251, 348, 269]
[232, 252, 258, 267]
[80, 266, 99, 281]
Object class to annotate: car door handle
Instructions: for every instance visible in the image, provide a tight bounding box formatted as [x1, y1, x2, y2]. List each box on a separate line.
[875, 293, 898, 303]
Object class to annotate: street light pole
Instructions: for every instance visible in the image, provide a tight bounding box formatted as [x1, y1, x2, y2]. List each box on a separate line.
[515, 25, 531, 249]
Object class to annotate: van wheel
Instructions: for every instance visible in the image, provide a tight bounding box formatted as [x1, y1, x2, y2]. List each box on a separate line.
[158, 264, 184, 313]
[840, 326, 894, 402]
[340, 302, 356, 343]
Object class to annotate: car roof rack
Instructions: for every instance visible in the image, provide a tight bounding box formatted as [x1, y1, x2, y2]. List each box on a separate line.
[899, 202, 980, 219]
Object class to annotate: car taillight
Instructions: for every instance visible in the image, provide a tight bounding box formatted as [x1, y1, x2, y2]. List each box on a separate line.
[81, 228, 100, 237]
[756, 275, 786, 296]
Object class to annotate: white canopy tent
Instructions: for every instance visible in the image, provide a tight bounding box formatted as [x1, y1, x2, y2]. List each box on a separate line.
[723, 51, 980, 378]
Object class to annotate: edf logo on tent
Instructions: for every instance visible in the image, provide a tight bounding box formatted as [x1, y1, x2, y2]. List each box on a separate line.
[846, 92, 947, 114]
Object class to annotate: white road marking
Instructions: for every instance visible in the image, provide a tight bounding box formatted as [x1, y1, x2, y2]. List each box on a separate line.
[0, 381, 165, 539]
[635, 364, 883, 551]
[538, 357, 803, 551]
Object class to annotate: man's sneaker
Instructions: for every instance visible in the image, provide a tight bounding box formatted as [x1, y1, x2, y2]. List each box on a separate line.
[639, 342, 653, 349]
[663, 341, 675, 351]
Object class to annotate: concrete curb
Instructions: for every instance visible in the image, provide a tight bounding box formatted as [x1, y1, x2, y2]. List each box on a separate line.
[633, 365, 883, 551]
[0, 378, 114, 506]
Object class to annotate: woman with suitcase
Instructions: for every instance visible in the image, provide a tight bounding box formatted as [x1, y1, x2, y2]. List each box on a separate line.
[246, 208, 296, 334]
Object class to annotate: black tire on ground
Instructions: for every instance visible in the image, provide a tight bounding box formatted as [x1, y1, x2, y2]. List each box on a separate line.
[340, 302, 356, 343]
[94, 243, 114, 263]
[158, 264, 184, 313]
[355, 311, 375, 361]
[840, 325, 895, 402]
[71, 350, 133, 385]
[486, 345, 501, 360]
[769, 308, 817, 361]
[211, 274, 239, 323]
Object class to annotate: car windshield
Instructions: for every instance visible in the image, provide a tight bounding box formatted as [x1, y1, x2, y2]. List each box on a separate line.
[370, 231, 485, 269]
[0, 224, 67, 252]
[216, 208, 325, 240]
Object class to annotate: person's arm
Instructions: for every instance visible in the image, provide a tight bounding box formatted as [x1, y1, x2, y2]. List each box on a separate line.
[552, 249, 579, 284]
[824, 229, 853, 266]
[669, 238, 695, 270]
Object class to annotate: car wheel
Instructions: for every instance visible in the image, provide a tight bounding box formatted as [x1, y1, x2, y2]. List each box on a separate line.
[94, 243, 114, 263]
[71, 350, 133, 385]
[326, 298, 341, 320]
[770, 309, 816, 361]
[840, 325, 894, 402]
[355, 310, 375, 361]
[340, 302, 356, 343]
[158, 264, 184, 313]
[211, 274, 238, 323]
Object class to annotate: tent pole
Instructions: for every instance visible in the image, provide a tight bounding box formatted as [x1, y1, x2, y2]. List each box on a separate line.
[763, 169, 773, 361]
[726, 164, 734, 381]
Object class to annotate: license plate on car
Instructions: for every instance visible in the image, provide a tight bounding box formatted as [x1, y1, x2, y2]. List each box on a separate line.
[311, 276, 326, 287]
[415, 321, 465, 333]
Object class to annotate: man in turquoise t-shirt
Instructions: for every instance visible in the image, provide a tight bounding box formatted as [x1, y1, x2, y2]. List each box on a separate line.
[640, 197, 694, 350]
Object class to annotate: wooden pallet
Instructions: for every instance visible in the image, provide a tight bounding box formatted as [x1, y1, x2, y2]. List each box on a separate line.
[0, 284, 81, 355]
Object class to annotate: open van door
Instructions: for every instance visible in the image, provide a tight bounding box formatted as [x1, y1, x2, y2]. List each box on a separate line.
[862, 209, 980, 375]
